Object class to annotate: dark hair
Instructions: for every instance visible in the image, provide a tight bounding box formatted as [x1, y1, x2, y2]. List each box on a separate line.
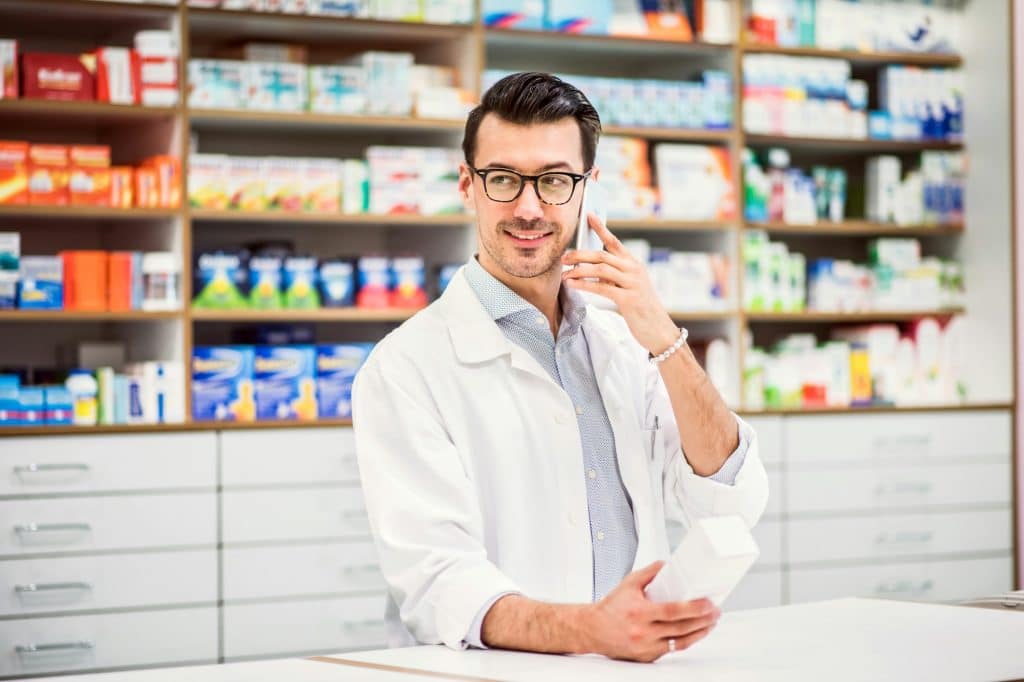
[462, 72, 602, 171]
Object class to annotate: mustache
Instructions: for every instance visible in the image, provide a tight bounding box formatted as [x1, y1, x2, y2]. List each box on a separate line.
[497, 218, 560, 233]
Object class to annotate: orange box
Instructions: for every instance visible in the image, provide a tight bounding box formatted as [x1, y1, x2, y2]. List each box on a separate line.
[139, 155, 180, 208]
[134, 166, 158, 208]
[70, 144, 112, 207]
[28, 144, 69, 206]
[61, 250, 108, 311]
[108, 251, 134, 311]
[109, 166, 134, 208]
[0, 140, 29, 205]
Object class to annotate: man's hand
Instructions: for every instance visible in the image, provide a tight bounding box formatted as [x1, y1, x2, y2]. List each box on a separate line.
[582, 561, 721, 662]
[562, 213, 680, 356]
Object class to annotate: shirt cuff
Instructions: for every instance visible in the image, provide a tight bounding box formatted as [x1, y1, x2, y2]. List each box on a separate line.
[704, 417, 751, 486]
[463, 591, 519, 649]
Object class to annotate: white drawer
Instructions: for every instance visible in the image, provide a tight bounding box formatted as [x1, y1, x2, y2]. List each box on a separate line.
[222, 486, 368, 544]
[0, 550, 216, 617]
[752, 519, 783, 568]
[788, 509, 1012, 564]
[788, 555, 1014, 604]
[784, 411, 1011, 464]
[0, 493, 216, 557]
[223, 594, 388, 659]
[224, 541, 385, 600]
[0, 607, 217, 678]
[743, 416, 783, 466]
[724, 569, 783, 611]
[0, 433, 217, 497]
[221, 428, 358, 487]
[787, 461, 1012, 514]
[765, 468, 783, 516]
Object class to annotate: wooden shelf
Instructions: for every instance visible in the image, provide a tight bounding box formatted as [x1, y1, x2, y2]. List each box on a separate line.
[0, 418, 355, 437]
[669, 310, 736, 321]
[604, 126, 734, 143]
[0, 99, 179, 124]
[740, 42, 963, 67]
[744, 134, 963, 153]
[486, 28, 732, 58]
[189, 209, 471, 227]
[610, 219, 735, 232]
[745, 309, 965, 323]
[0, 310, 181, 322]
[737, 402, 1012, 416]
[0, 205, 180, 221]
[190, 308, 417, 323]
[745, 221, 965, 237]
[0, 0, 177, 19]
[188, 108, 466, 134]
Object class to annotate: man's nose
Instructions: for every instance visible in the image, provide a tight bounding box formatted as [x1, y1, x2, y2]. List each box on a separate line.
[512, 181, 546, 221]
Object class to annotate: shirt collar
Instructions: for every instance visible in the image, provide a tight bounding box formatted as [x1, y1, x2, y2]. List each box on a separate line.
[463, 255, 587, 333]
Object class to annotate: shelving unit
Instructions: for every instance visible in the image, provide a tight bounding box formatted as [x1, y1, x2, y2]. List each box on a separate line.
[746, 221, 965, 237]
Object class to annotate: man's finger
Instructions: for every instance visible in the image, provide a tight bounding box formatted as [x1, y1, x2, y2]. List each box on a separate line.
[563, 263, 628, 287]
[562, 249, 630, 269]
[622, 561, 664, 589]
[660, 623, 717, 654]
[652, 610, 720, 641]
[651, 599, 715, 622]
[587, 211, 627, 256]
[564, 277, 623, 302]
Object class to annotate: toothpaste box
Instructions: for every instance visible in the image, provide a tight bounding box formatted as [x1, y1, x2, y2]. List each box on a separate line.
[188, 59, 245, 109]
[18, 256, 63, 310]
[244, 61, 308, 112]
[254, 345, 317, 421]
[316, 343, 373, 419]
[44, 385, 73, 425]
[192, 345, 255, 422]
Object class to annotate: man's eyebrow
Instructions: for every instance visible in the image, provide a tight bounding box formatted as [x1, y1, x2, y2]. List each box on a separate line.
[479, 161, 577, 173]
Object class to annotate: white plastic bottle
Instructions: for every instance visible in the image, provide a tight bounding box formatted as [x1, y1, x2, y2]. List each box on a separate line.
[65, 369, 98, 427]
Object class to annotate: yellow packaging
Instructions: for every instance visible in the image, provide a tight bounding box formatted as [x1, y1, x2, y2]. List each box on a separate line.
[849, 345, 873, 406]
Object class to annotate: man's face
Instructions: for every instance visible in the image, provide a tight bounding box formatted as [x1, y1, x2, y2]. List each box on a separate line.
[459, 114, 592, 280]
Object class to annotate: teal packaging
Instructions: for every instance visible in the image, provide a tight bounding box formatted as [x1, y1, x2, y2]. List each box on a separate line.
[0, 375, 19, 425]
[113, 375, 130, 424]
[547, 0, 612, 33]
[19, 387, 44, 426]
[43, 385, 73, 425]
[283, 256, 320, 309]
[483, 0, 544, 28]
[248, 255, 284, 309]
[254, 345, 317, 421]
[702, 71, 733, 129]
[18, 256, 63, 310]
[192, 346, 255, 422]
[0, 232, 19, 309]
[796, 0, 815, 45]
[316, 343, 373, 419]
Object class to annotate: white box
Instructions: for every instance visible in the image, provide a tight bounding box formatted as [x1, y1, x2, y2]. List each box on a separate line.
[645, 516, 760, 606]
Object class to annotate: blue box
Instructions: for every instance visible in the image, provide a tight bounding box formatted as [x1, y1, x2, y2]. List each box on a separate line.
[18, 256, 63, 310]
[319, 260, 356, 307]
[19, 387, 45, 426]
[0, 375, 20, 426]
[483, 0, 544, 29]
[316, 343, 374, 419]
[546, 0, 612, 33]
[192, 346, 255, 422]
[43, 386, 72, 425]
[254, 345, 317, 421]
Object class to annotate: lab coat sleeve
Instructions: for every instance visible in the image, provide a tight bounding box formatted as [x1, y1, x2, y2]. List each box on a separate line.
[645, 361, 769, 529]
[352, 356, 523, 650]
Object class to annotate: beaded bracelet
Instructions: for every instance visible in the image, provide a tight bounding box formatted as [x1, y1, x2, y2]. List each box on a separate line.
[649, 327, 689, 365]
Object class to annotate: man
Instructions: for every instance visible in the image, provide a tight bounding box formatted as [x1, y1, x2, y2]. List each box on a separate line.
[353, 72, 768, 663]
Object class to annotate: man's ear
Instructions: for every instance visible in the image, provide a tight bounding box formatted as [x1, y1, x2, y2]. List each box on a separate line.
[591, 165, 601, 183]
[458, 163, 475, 210]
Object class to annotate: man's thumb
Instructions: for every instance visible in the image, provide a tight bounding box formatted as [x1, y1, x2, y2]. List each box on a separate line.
[626, 561, 664, 589]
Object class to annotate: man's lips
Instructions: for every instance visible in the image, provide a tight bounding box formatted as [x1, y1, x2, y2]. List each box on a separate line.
[504, 229, 553, 247]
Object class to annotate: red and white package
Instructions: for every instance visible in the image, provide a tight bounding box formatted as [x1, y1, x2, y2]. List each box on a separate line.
[95, 47, 140, 105]
[21, 53, 95, 101]
[134, 31, 178, 107]
[0, 40, 17, 99]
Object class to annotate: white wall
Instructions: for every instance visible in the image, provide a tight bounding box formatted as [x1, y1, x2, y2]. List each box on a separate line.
[1014, 0, 1023, 588]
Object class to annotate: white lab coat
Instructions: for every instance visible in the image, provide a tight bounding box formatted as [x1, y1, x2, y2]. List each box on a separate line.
[352, 268, 769, 650]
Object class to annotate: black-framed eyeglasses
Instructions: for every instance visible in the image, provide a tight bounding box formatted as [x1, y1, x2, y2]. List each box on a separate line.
[468, 165, 592, 206]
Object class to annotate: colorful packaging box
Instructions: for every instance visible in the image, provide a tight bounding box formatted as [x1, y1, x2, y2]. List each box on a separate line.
[319, 259, 355, 307]
[18, 387, 45, 426]
[316, 343, 373, 419]
[546, 0, 612, 33]
[263, 156, 303, 211]
[193, 251, 248, 309]
[69, 145, 112, 206]
[226, 156, 266, 211]
[0, 232, 19, 309]
[95, 47, 138, 105]
[309, 65, 366, 115]
[283, 256, 320, 308]
[483, 0, 544, 28]
[390, 256, 427, 308]
[44, 385, 73, 425]
[192, 345, 255, 422]
[28, 144, 70, 206]
[21, 53, 95, 101]
[18, 256, 63, 310]
[353, 51, 413, 116]
[248, 254, 284, 309]
[244, 62, 308, 112]
[109, 167, 134, 208]
[188, 59, 245, 109]
[139, 155, 181, 208]
[301, 158, 341, 213]
[188, 154, 230, 209]
[0, 40, 17, 100]
[0, 141, 28, 205]
[254, 345, 317, 421]
[0, 375, 18, 425]
[654, 144, 736, 220]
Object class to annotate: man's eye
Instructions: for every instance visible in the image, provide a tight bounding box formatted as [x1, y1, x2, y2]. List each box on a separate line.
[541, 175, 570, 187]
[490, 174, 516, 186]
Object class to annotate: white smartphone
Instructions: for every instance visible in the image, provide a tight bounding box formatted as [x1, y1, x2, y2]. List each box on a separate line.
[574, 179, 608, 253]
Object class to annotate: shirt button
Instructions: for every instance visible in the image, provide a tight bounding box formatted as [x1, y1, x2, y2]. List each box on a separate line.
[567, 513, 577, 527]
[576, 405, 584, 415]
[588, 469, 597, 480]
[596, 531, 605, 541]
[535, 315, 546, 325]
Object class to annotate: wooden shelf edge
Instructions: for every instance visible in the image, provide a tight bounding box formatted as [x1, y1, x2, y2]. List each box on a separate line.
[0, 311, 182, 321]
[610, 219, 736, 231]
[0, 206, 181, 219]
[739, 42, 963, 66]
[605, 126, 734, 142]
[188, 209, 471, 226]
[0, 419, 353, 437]
[187, 6, 474, 37]
[187, 108, 466, 131]
[744, 309, 965, 322]
[737, 403, 1013, 416]
[0, 99, 179, 118]
[745, 221, 964, 236]
[189, 309, 418, 323]
[485, 27, 733, 52]
[743, 134, 963, 151]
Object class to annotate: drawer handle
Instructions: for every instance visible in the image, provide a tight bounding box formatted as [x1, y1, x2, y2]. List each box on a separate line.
[872, 434, 931, 454]
[16, 641, 94, 655]
[14, 463, 91, 476]
[342, 564, 380, 576]
[874, 530, 933, 546]
[15, 582, 93, 594]
[14, 523, 92, 536]
[874, 579, 935, 596]
[342, 619, 385, 632]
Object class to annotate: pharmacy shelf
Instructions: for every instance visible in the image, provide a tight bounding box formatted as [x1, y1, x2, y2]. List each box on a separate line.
[737, 402, 1012, 416]
[0, 419, 338, 437]
[739, 42, 963, 67]
[744, 309, 965, 323]
[744, 134, 964, 153]
[0, 310, 182, 322]
[188, 209, 471, 227]
[0, 0, 177, 20]
[486, 27, 732, 59]
[190, 308, 416, 323]
[187, 7, 472, 44]
[610, 219, 735, 232]
[669, 310, 736, 322]
[745, 221, 965, 237]
[0, 99, 179, 124]
[188, 108, 466, 134]
[604, 126, 734, 143]
[0, 205, 180, 221]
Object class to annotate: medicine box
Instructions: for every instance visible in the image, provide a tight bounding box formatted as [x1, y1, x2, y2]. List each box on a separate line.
[254, 345, 317, 421]
[18, 256, 63, 310]
[483, 0, 544, 29]
[192, 345, 255, 422]
[316, 343, 373, 419]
